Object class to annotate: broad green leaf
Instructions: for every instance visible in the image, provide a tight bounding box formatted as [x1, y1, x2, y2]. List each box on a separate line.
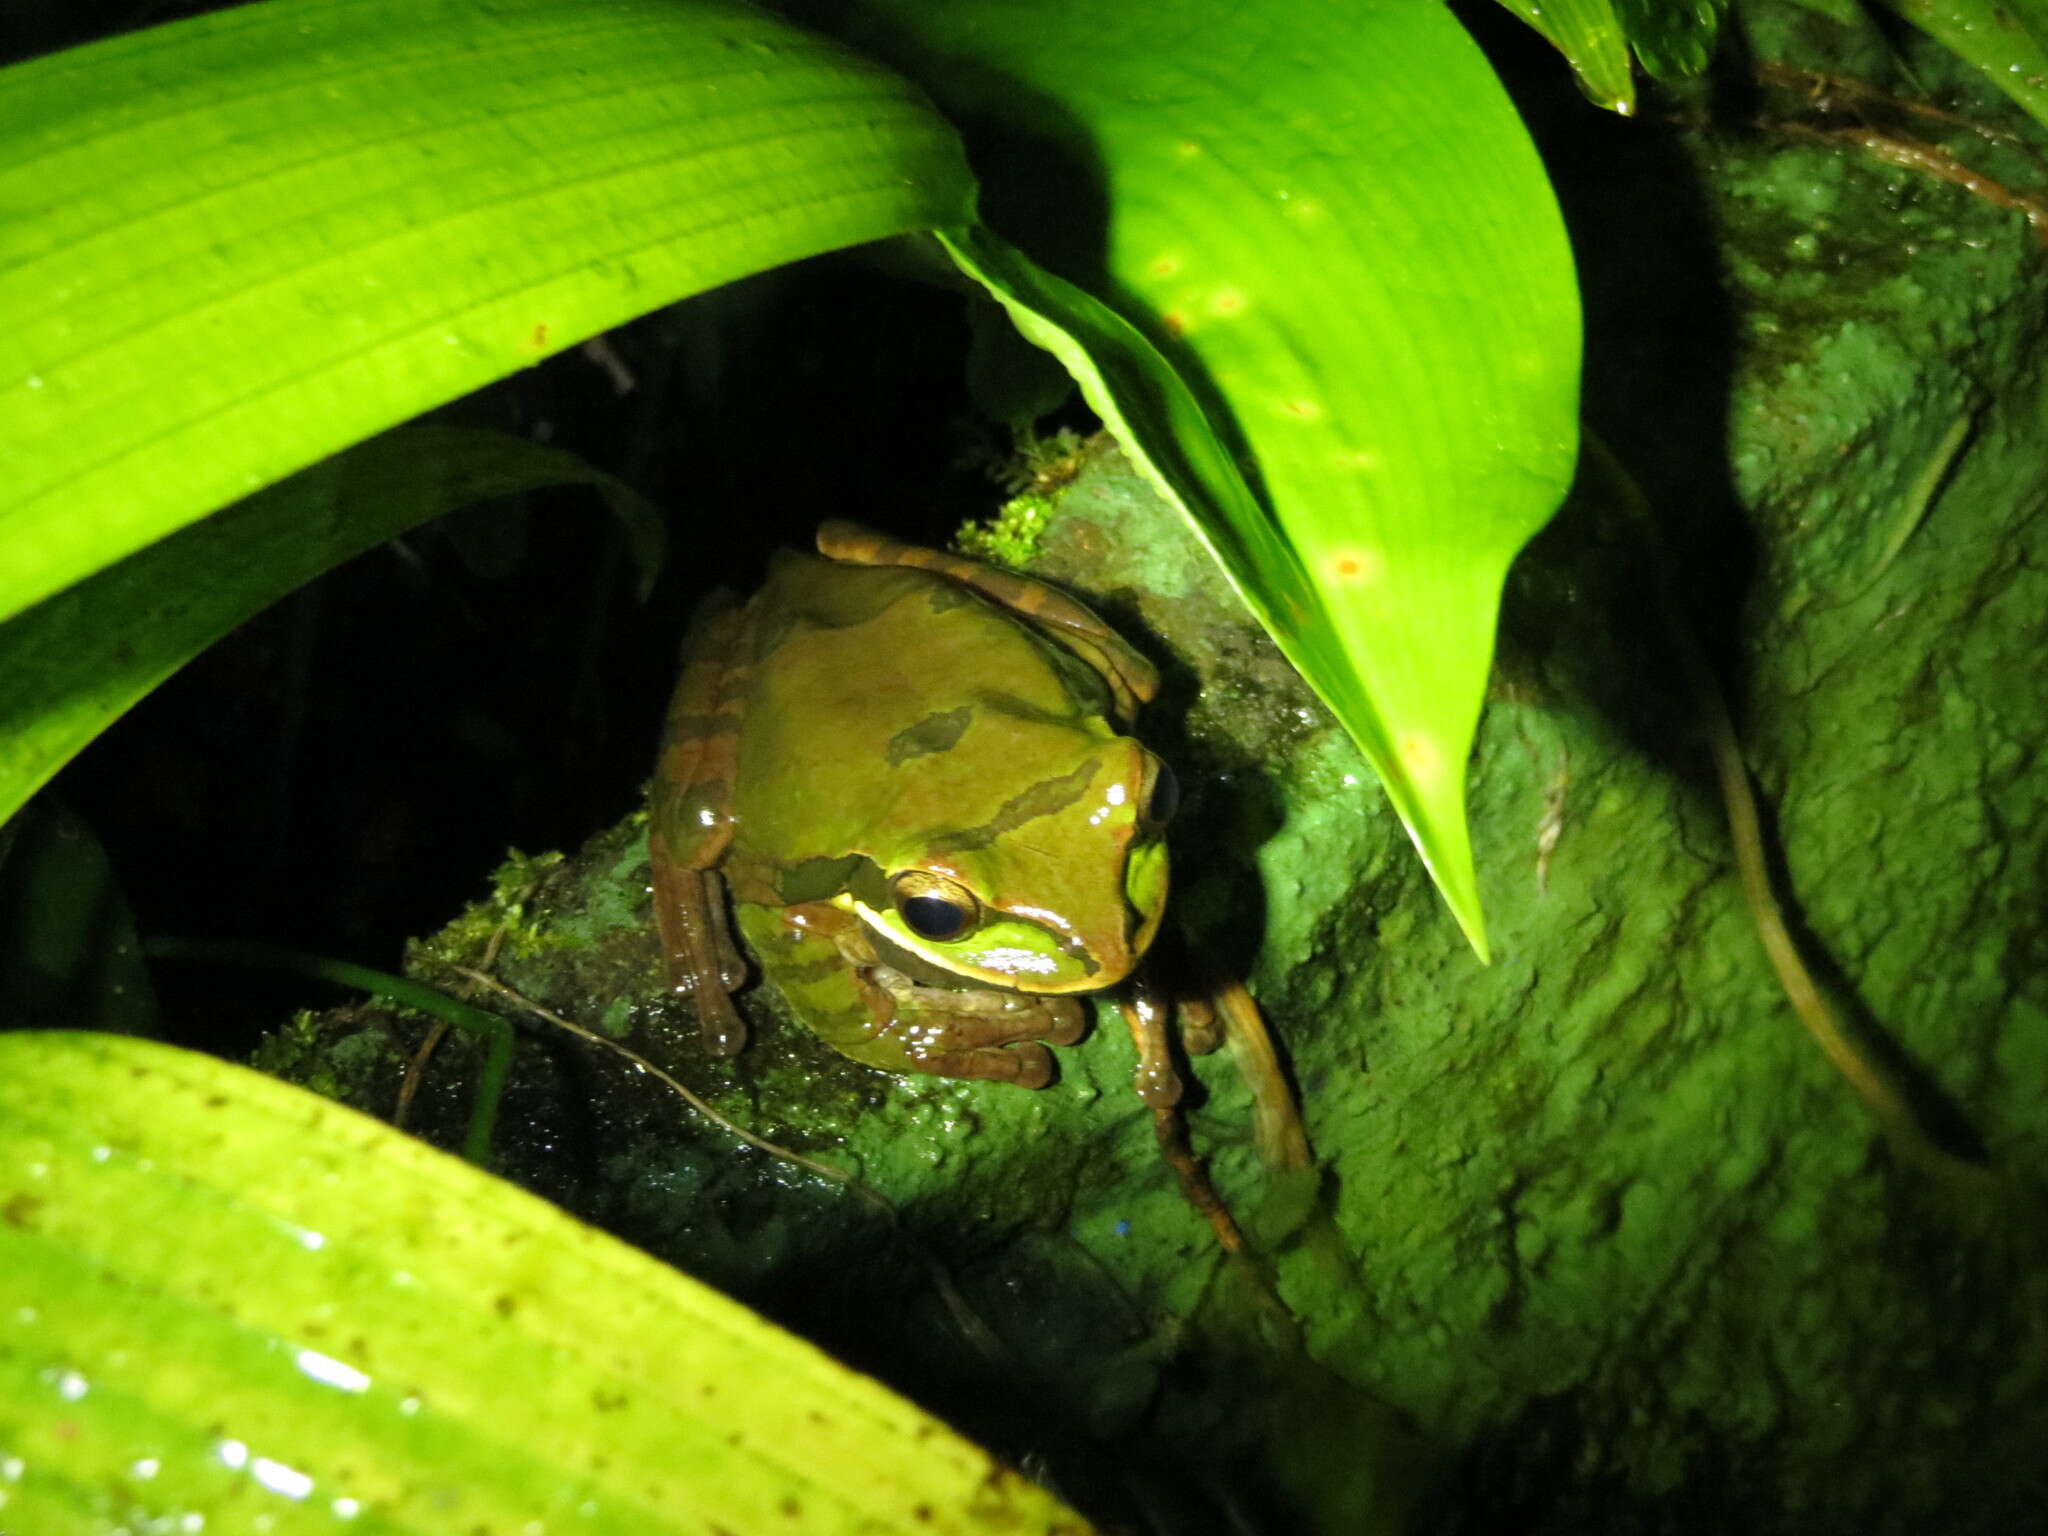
[871, 0, 1583, 957]
[0, 1031, 1094, 1534]
[0, 0, 974, 625]
[0, 425, 657, 826]
[1492, 0, 1726, 112]
[1494, 0, 1640, 113]
[1881, 0, 2048, 132]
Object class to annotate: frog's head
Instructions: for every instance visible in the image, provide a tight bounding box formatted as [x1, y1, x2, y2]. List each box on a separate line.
[845, 737, 1177, 995]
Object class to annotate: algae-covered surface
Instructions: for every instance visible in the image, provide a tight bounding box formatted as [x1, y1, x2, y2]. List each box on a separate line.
[269, 25, 2048, 1535]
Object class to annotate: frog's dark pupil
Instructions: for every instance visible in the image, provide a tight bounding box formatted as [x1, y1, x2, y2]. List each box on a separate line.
[900, 894, 970, 940]
[1147, 761, 1180, 826]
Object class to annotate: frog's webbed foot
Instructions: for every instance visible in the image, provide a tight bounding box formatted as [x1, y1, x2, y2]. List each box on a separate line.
[856, 969, 1087, 1089]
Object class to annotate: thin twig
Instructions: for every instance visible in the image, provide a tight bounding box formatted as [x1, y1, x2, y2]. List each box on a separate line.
[1780, 121, 2048, 245]
[1589, 438, 2002, 1196]
[447, 964, 874, 1196]
[445, 964, 1014, 1367]
[393, 1019, 451, 1130]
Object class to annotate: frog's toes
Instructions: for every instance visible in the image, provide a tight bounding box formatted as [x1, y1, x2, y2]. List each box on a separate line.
[893, 994, 1085, 1051]
[1033, 996, 1088, 1047]
[914, 1040, 1058, 1089]
[871, 1004, 1083, 1087]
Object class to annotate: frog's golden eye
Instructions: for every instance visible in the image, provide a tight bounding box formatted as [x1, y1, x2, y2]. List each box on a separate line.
[891, 871, 980, 941]
[1144, 758, 1180, 828]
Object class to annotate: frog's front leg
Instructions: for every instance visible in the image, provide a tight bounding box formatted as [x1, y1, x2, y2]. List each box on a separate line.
[649, 590, 753, 1055]
[735, 903, 1085, 1088]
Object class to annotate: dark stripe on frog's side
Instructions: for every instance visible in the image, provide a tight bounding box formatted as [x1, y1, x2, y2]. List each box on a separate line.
[885, 705, 974, 766]
[928, 757, 1100, 855]
[922, 581, 980, 615]
[760, 944, 846, 987]
[661, 706, 744, 751]
[779, 853, 869, 906]
[768, 854, 888, 924]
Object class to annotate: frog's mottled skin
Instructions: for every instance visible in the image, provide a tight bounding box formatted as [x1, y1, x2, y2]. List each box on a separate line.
[648, 522, 1175, 1089]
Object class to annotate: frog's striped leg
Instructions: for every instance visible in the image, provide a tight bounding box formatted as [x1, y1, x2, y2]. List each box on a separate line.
[1115, 979, 1246, 1253]
[649, 591, 752, 1055]
[1203, 973, 1311, 1173]
[816, 519, 1159, 722]
[736, 902, 1086, 1088]
[1163, 938, 1310, 1173]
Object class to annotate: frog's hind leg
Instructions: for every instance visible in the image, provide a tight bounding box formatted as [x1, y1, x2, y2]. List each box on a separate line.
[816, 518, 1159, 723]
[1179, 970, 1311, 1173]
[649, 590, 753, 1055]
[1117, 979, 1247, 1253]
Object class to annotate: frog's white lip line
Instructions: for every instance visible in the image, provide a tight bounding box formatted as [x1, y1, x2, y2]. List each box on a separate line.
[965, 947, 1064, 979]
[1004, 900, 1076, 943]
[846, 898, 1120, 991]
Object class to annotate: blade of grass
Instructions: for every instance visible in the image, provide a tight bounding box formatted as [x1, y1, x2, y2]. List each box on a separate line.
[0, 424, 658, 825]
[144, 937, 515, 1167]
[1494, 0, 1641, 112]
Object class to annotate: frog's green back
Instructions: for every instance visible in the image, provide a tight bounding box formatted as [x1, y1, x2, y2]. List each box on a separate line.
[731, 551, 1122, 873]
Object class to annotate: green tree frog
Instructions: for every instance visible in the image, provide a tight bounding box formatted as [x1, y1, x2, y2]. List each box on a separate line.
[649, 522, 1302, 1244]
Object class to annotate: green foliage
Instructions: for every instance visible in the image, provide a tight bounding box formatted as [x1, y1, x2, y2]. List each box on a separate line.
[957, 492, 1060, 570]
[1881, 0, 2048, 131]
[0, 425, 659, 821]
[5, 0, 2047, 1525]
[1492, 0, 1727, 113]
[0, 0, 975, 625]
[899, 0, 1582, 956]
[0, 1031, 1091, 1534]
[0, 0, 1587, 954]
[0, 0, 1590, 1521]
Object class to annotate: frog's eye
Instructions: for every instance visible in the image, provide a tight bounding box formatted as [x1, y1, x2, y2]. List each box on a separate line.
[1144, 759, 1180, 828]
[890, 871, 980, 941]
